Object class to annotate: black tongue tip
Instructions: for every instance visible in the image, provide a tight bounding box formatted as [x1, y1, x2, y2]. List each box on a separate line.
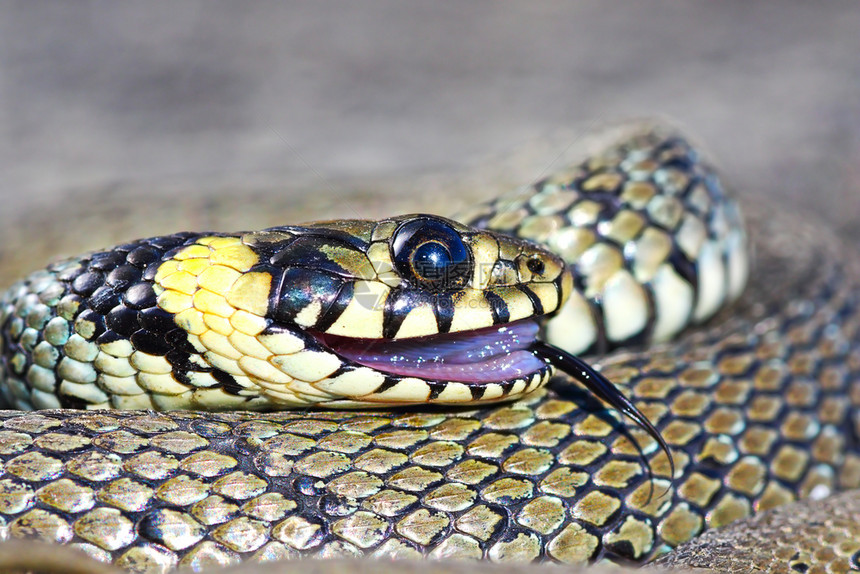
[530, 339, 675, 492]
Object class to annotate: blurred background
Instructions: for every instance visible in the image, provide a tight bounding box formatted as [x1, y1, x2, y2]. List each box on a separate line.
[1, 1, 859, 281]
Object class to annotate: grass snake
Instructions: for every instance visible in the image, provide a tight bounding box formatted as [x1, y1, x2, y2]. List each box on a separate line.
[0, 122, 858, 572]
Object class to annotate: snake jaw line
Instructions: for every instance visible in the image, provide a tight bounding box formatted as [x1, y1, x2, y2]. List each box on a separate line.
[530, 339, 675, 494]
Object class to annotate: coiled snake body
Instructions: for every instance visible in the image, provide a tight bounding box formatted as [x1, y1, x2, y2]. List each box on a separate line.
[0, 124, 859, 572]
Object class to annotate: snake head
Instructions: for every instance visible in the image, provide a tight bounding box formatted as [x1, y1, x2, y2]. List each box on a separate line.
[212, 213, 574, 406]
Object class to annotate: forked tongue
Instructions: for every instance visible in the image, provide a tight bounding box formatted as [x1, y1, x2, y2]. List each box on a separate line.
[530, 340, 675, 496]
[320, 320, 546, 384]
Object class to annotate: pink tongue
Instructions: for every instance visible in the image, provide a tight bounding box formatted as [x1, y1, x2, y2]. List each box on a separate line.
[319, 319, 546, 383]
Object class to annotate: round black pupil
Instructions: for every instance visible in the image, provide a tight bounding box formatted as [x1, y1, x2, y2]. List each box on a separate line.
[412, 241, 451, 282]
[391, 217, 472, 290]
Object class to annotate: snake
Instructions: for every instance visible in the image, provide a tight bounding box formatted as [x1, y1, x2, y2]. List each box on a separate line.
[0, 122, 858, 573]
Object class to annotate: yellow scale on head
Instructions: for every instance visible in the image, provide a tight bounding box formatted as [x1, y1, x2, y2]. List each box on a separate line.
[150, 235, 341, 408]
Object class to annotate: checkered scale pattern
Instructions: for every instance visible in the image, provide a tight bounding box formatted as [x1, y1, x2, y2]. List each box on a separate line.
[0, 125, 859, 572]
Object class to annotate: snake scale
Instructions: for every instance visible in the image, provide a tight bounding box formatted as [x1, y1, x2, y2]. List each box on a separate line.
[1, 123, 859, 573]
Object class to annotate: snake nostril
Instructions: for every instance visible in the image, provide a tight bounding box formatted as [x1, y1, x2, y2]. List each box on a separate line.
[527, 257, 545, 275]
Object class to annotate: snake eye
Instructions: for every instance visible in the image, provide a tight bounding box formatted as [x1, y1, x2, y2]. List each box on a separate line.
[392, 217, 472, 290]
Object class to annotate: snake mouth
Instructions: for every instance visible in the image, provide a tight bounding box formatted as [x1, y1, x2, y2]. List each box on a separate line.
[313, 319, 547, 384]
